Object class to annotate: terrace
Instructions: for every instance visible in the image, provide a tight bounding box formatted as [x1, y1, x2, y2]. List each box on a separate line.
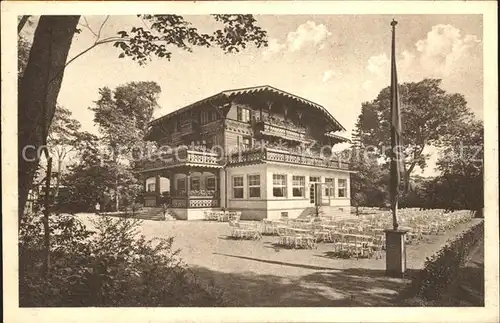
[78, 209, 480, 306]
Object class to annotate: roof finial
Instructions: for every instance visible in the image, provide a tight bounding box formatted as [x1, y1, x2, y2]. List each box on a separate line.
[391, 18, 398, 28]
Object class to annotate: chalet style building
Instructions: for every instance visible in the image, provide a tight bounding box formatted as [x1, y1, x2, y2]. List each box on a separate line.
[141, 85, 352, 220]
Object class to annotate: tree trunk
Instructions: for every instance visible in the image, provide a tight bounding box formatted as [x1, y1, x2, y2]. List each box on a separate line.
[18, 16, 80, 221]
[18, 15, 31, 33]
[114, 154, 120, 212]
[42, 157, 53, 277]
[115, 176, 119, 212]
[54, 157, 63, 200]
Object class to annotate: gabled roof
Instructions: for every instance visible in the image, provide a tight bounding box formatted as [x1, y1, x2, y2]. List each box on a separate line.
[149, 85, 346, 131]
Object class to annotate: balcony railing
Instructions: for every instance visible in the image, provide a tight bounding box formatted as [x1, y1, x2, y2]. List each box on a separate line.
[141, 147, 221, 171]
[254, 116, 307, 142]
[171, 196, 220, 208]
[228, 147, 350, 170]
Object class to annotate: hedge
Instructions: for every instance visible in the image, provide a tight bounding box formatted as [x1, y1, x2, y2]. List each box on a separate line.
[415, 221, 484, 301]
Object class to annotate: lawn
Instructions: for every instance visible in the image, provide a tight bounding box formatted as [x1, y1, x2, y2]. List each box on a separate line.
[77, 214, 481, 306]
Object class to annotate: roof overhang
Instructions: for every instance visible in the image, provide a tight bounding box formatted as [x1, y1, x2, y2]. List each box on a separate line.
[325, 132, 351, 143]
[147, 85, 346, 135]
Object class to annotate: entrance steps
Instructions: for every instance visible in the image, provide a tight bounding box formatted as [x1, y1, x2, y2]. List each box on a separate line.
[134, 207, 177, 221]
[298, 206, 357, 221]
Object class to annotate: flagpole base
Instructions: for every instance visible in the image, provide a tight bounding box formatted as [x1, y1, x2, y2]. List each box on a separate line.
[384, 229, 409, 278]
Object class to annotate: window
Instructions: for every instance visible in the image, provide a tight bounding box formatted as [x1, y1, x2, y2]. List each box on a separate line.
[273, 174, 287, 197]
[237, 106, 250, 122]
[338, 179, 347, 198]
[232, 176, 244, 198]
[191, 177, 200, 191]
[292, 176, 305, 197]
[248, 175, 261, 198]
[325, 178, 335, 196]
[211, 111, 217, 122]
[147, 183, 155, 192]
[241, 137, 252, 150]
[310, 176, 320, 182]
[177, 178, 186, 190]
[201, 110, 209, 124]
[206, 177, 216, 191]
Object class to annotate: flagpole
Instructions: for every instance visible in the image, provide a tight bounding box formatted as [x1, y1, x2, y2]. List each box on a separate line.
[384, 18, 408, 278]
[390, 18, 399, 231]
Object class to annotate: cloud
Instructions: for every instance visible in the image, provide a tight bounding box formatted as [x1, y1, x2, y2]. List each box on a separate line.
[366, 53, 390, 78]
[262, 38, 286, 57]
[263, 21, 332, 57]
[362, 24, 481, 98]
[322, 70, 339, 82]
[286, 21, 332, 52]
[415, 24, 481, 76]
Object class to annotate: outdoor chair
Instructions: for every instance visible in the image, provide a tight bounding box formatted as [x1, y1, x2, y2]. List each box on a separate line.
[371, 235, 384, 259]
[312, 228, 331, 243]
[276, 226, 291, 246]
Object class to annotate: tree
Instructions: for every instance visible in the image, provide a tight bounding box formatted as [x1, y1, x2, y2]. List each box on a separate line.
[46, 105, 83, 199]
[18, 14, 268, 219]
[433, 120, 484, 211]
[347, 147, 388, 211]
[62, 132, 114, 212]
[89, 81, 162, 211]
[353, 78, 474, 190]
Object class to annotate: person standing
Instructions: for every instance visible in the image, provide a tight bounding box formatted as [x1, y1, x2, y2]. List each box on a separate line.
[95, 201, 101, 215]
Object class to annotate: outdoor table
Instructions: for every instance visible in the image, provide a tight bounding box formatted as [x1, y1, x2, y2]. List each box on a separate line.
[291, 228, 311, 234]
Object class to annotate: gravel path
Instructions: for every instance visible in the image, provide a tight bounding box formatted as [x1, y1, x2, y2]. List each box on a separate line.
[77, 214, 481, 306]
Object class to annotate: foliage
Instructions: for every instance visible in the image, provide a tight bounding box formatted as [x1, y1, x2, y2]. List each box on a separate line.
[18, 35, 31, 77]
[347, 147, 388, 209]
[85, 81, 162, 211]
[408, 221, 484, 302]
[48, 105, 82, 160]
[114, 15, 268, 65]
[417, 121, 484, 211]
[19, 213, 224, 306]
[353, 78, 474, 187]
[18, 14, 268, 217]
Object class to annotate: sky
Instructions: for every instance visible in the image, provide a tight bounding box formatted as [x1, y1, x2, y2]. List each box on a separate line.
[22, 14, 483, 176]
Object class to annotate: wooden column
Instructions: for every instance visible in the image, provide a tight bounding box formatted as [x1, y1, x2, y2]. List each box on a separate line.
[169, 172, 175, 194]
[216, 170, 221, 207]
[186, 170, 191, 208]
[155, 174, 161, 206]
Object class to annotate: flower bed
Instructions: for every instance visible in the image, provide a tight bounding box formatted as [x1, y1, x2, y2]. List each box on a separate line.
[408, 220, 484, 302]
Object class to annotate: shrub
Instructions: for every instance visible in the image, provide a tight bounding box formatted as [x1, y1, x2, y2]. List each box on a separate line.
[414, 221, 483, 301]
[19, 213, 224, 306]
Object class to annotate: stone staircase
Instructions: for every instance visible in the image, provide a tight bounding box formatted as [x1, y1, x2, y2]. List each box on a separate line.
[298, 206, 357, 221]
[133, 207, 177, 221]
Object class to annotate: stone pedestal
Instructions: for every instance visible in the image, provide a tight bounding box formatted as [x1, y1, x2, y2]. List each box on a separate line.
[384, 229, 409, 277]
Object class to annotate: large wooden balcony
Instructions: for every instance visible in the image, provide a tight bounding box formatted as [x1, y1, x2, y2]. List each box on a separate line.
[179, 120, 200, 137]
[254, 117, 308, 143]
[228, 147, 350, 170]
[141, 147, 222, 172]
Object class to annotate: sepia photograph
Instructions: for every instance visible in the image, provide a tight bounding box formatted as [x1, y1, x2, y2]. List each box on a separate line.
[2, 1, 498, 322]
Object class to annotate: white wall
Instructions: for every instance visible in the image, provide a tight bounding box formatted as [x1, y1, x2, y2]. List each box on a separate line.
[223, 162, 351, 220]
[145, 177, 170, 193]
